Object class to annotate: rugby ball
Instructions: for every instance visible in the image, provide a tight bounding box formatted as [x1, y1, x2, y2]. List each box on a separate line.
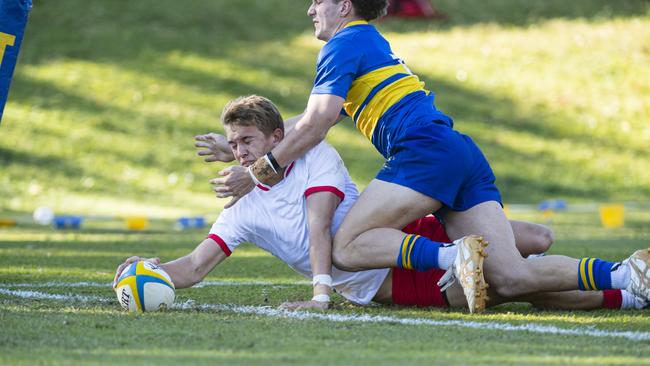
[115, 261, 175, 312]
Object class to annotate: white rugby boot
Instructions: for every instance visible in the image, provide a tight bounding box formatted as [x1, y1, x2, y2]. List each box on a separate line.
[624, 248, 650, 302]
[438, 235, 489, 313]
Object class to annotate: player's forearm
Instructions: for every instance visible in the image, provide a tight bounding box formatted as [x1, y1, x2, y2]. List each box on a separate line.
[160, 256, 201, 289]
[161, 239, 227, 289]
[309, 230, 333, 296]
[309, 231, 333, 276]
[272, 114, 330, 168]
[283, 113, 304, 135]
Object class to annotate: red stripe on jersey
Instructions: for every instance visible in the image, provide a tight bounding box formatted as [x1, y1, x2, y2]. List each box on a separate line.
[284, 162, 295, 177]
[256, 184, 270, 191]
[305, 186, 345, 201]
[207, 234, 232, 257]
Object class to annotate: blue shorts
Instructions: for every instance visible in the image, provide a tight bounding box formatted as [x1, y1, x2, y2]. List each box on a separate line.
[375, 120, 502, 212]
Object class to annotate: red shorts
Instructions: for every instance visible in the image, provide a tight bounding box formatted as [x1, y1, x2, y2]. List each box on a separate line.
[391, 216, 450, 308]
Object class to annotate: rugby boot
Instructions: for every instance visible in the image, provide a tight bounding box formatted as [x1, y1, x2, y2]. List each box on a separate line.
[624, 248, 650, 302]
[439, 235, 489, 313]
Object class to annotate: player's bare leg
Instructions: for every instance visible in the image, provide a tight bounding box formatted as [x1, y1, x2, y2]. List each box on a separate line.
[333, 179, 488, 312]
[443, 201, 581, 298]
[445, 282, 645, 311]
[333, 180, 441, 270]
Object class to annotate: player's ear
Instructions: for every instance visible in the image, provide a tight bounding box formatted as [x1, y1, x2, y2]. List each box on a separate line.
[271, 128, 284, 144]
[340, 0, 353, 17]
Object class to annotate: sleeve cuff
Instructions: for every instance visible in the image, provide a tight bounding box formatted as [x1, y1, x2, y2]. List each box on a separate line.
[305, 186, 345, 202]
[207, 234, 232, 257]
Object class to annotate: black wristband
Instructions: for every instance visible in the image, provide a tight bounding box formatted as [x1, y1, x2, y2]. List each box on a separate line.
[266, 152, 282, 171]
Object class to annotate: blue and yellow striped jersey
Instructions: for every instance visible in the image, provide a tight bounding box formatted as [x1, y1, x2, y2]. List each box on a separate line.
[311, 21, 453, 157]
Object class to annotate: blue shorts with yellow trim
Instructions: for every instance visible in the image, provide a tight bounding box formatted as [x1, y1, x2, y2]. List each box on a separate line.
[375, 119, 502, 212]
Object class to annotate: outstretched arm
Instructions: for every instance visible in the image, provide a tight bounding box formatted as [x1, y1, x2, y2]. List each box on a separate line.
[113, 238, 228, 289]
[159, 239, 228, 288]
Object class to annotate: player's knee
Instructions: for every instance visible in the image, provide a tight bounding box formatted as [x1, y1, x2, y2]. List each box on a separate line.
[332, 231, 356, 258]
[331, 247, 357, 272]
[538, 227, 555, 253]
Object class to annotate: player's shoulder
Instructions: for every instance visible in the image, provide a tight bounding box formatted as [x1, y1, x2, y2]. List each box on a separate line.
[304, 141, 341, 161]
[320, 32, 359, 58]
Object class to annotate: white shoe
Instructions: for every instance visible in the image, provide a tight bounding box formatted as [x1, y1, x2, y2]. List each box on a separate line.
[633, 295, 648, 310]
[625, 248, 650, 302]
[438, 235, 489, 313]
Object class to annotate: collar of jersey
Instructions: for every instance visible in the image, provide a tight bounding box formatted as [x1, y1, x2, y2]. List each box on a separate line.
[342, 20, 368, 29]
[255, 161, 295, 192]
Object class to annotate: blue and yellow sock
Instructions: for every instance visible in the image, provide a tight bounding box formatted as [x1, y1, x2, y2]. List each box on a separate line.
[396, 234, 444, 271]
[578, 258, 614, 290]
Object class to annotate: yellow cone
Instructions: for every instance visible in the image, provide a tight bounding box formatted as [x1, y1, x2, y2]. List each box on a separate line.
[599, 204, 624, 229]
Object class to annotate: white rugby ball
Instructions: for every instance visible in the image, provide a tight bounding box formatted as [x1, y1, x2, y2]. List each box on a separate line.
[115, 261, 175, 312]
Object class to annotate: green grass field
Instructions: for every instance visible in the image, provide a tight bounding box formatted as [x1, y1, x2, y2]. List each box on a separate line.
[2, 210, 650, 365]
[2, 0, 650, 365]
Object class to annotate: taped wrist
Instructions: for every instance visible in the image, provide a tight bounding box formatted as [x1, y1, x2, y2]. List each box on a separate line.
[311, 294, 330, 302]
[250, 155, 284, 187]
[312, 274, 332, 288]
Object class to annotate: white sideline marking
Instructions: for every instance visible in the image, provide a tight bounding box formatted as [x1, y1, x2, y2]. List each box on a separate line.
[2, 288, 650, 342]
[1, 281, 307, 288]
[0, 288, 111, 303]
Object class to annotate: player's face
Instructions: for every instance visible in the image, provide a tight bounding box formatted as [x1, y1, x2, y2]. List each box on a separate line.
[224, 124, 281, 167]
[307, 0, 348, 41]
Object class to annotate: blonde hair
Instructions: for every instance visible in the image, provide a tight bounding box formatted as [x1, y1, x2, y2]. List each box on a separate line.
[221, 95, 284, 136]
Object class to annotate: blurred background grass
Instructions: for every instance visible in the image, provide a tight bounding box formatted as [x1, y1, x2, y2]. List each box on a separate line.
[1, 0, 649, 217]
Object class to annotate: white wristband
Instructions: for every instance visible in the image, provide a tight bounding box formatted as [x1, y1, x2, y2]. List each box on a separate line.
[312, 294, 330, 302]
[312, 274, 332, 288]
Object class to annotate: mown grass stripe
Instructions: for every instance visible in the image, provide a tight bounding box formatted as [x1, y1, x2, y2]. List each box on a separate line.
[3, 287, 649, 342]
[1, 280, 309, 288]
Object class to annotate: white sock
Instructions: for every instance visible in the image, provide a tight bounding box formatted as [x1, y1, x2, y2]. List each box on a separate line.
[621, 290, 635, 309]
[619, 290, 647, 309]
[437, 243, 457, 270]
[610, 262, 630, 289]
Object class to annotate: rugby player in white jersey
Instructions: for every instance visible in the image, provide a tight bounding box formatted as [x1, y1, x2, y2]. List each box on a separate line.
[113, 95, 644, 311]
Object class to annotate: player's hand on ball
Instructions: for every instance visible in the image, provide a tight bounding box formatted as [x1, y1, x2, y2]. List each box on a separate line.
[279, 300, 329, 311]
[113, 256, 160, 288]
[195, 133, 235, 163]
[210, 166, 255, 208]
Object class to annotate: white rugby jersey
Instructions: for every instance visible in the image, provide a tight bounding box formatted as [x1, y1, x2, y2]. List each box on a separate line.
[208, 141, 389, 305]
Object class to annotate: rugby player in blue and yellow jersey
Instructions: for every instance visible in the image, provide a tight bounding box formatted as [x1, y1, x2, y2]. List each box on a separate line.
[212, 0, 650, 313]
